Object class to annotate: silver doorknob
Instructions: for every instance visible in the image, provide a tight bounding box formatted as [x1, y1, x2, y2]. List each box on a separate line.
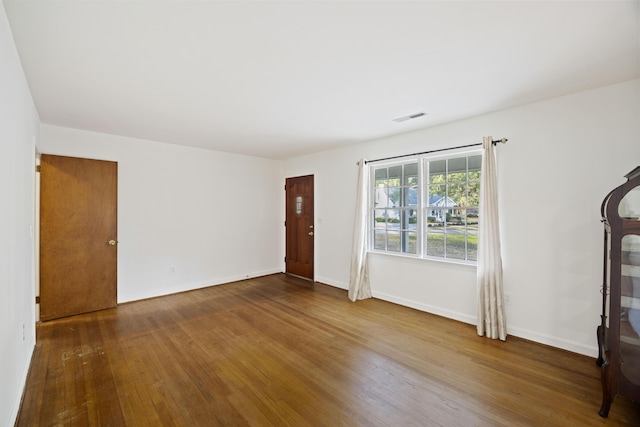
[308, 232, 314, 236]
[108, 240, 117, 246]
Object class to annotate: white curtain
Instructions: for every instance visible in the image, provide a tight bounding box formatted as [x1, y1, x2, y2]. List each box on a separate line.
[348, 159, 372, 301]
[477, 137, 507, 340]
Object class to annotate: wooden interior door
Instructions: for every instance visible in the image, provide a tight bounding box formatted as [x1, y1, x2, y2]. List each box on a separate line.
[286, 175, 314, 280]
[40, 154, 118, 321]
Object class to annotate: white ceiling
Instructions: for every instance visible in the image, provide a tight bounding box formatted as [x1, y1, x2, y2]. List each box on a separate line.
[4, 1, 639, 160]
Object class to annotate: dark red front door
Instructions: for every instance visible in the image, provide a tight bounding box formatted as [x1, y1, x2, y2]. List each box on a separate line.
[285, 175, 314, 280]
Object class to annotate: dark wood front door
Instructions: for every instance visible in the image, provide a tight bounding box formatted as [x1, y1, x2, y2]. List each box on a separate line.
[40, 154, 118, 321]
[285, 175, 314, 280]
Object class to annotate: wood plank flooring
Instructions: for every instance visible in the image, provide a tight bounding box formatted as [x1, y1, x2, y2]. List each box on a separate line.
[17, 273, 640, 426]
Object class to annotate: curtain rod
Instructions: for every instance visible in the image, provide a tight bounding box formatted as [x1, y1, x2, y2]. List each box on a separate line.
[364, 138, 508, 165]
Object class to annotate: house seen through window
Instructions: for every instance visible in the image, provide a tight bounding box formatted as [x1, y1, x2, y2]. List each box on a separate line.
[371, 152, 481, 263]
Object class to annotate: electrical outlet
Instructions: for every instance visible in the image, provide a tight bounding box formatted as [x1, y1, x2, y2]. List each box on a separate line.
[22, 324, 25, 341]
[504, 293, 511, 305]
[169, 266, 176, 274]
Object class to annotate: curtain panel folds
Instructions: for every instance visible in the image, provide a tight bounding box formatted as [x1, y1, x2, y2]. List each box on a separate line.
[477, 136, 507, 340]
[349, 159, 372, 301]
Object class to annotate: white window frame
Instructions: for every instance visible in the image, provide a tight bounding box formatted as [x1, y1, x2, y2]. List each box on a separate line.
[369, 149, 482, 265]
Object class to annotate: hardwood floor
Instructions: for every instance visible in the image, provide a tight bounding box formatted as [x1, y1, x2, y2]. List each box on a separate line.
[17, 273, 640, 426]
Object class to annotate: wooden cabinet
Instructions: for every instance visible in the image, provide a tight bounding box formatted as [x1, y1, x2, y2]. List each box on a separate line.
[597, 166, 640, 417]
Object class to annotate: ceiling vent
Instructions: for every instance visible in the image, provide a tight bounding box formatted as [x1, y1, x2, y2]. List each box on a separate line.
[392, 112, 427, 123]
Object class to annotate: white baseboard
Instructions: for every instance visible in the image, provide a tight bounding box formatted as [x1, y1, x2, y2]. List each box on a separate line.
[10, 344, 35, 427]
[504, 326, 598, 358]
[372, 290, 597, 358]
[204, 268, 284, 288]
[119, 268, 283, 303]
[372, 290, 476, 325]
[314, 276, 348, 290]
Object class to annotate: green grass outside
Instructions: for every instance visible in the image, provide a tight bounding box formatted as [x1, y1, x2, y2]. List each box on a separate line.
[375, 232, 477, 261]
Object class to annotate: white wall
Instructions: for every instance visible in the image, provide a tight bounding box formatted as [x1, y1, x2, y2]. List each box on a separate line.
[39, 125, 284, 303]
[0, 3, 38, 426]
[283, 79, 640, 357]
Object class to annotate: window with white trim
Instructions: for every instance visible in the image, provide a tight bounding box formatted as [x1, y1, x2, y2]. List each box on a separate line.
[370, 152, 481, 263]
[372, 162, 419, 254]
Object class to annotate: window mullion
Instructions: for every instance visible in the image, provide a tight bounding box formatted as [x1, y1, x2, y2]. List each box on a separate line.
[418, 160, 424, 258]
[465, 157, 469, 261]
[443, 159, 448, 259]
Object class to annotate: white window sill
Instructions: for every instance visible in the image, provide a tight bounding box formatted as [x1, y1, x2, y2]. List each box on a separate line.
[368, 250, 477, 269]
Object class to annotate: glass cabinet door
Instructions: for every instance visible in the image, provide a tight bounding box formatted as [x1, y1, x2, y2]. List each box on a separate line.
[620, 234, 640, 386]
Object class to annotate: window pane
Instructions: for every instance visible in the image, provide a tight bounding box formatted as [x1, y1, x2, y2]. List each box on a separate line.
[458, 209, 467, 228]
[402, 210, 418, 231]
[375, 168, 388, 186]
[296, 196, 302, 214]
[374, 229, 386, 250]
[445, 232, 466, 260]
[467, 209, 479, 226]
[374, 209, 387, 225]
[467, 235, 478, 261]
[448, 210, 464, 226]
[446, 206, 465, 258]
[448, 157, 467, 181]
[467, 209, 478, 261]
[388, 187, 401, 207]
[468, 181, 480, 207]
[468, 155, 482, 181]
[402, 231, 417, 254]
[387, 231, 400, 252]
[427, 208, 445, 225]
[404, 187, 418, 207]
[429, 160, 446, 184]
[386, 209, 400, 224]
[447, 183, 466, 207]
[428, 185, 446, 206]
[388, 165, 402, 186]
[426, 229, 444, 257]
[404, 162, 418, 186]
[374, 187, 386, 207]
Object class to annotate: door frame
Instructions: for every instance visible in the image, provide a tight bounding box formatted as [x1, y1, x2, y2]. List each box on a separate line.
[35, 151, 40, 320]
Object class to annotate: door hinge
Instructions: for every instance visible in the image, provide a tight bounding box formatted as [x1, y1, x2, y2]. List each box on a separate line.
[284, 221, 286, 227]
[35, 296, 40, 304]
[284, 257, 286, 263]
[36, 165, 41, 173]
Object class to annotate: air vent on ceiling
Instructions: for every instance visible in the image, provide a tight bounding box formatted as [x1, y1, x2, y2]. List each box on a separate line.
[392, 112, 427, 123]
